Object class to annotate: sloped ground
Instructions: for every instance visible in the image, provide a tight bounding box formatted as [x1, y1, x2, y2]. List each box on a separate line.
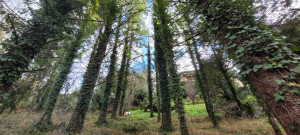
[0, 103, 282, 135]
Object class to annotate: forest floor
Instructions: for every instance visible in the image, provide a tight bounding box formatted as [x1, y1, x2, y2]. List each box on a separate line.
[0, 102, 282, 135]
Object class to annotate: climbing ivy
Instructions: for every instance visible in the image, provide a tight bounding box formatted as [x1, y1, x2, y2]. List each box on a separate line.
[191, 0, 300, 133]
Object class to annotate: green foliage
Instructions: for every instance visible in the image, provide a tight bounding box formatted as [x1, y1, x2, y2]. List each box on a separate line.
[274, 94, 285, 101]
[120, 121, 148, 133]
[196, 0, 299, 80]
[0, 0, 85, 92]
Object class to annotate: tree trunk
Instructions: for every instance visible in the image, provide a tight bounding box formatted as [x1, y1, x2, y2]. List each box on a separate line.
[184, 14, 218, 128]
[111, 28, 129, 119]
[36, 28, 84, 129]
[66, 4, 118, 131]
[212, 48, 242, 107]
[97, 41, 118, 123]
[154, 1, 190, 134]
[0, 1, 77, 94]
[155, 65, 161, 122]
[147, 40, 154, 118]
[118, 36, 133, 116]
[153, 19, 174, 132]
[262, 105, 283, 135]
[194, 1, 300, 134]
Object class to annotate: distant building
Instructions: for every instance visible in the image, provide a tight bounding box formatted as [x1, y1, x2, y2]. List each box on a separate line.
[179, 70, 195, 85]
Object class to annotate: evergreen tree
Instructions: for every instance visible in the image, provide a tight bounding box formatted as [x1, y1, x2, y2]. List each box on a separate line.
[0, 0, 82, 94]
[35, 22, 89, 130]
[98, 12, 123, 121]
[155, 60, 161, 122]
[147, 39, 154, 118]
[154, 0, 190, 134]
[110, 29, 129, 119]
[153, 19, 174, 132]
[66, 0, 119, 133]
[183, 14, 218, 127]
[191, 0, 300, 133]
[118, 33, 133, 116]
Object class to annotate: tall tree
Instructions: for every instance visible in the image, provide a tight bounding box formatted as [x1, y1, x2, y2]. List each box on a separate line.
[118, 33, 133, 116]
[191, 0, 300, 134]
[154, 0, 190, 134]
[97, 8, 123, 122]
[110, 30, 129, 120]
[211, 48, 242, 108]
[0, 0, 81, 94]
[183, 14, 218, 127]
[35, 21, 91, 130]
[153, 19, 174, 132]
[155, 63, 161, 122]
[66, 0, 119, 133]
[147, 38, 154, 117]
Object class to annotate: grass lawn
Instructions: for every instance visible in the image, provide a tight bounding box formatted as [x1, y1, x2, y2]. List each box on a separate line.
[0, 103, 280, 135]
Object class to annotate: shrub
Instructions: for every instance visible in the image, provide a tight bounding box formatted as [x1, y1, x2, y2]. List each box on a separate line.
[121, 121, 148, 133]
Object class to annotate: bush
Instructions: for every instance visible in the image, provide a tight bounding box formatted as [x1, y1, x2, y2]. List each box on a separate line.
[121, 121, 148, 133]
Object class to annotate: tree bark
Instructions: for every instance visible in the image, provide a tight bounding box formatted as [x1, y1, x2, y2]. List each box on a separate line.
[36, 28, 84, 129]
[147, 40, 154, 118]
[194, 1, 300, 133]
[155, 65, 161, 122]
[262, 105, 283, 135]
[118, 41, 132, 116]
[212, 48, 242, 107]
[0, 0, 78, 94]
[154, 1, 190, 134]
[111, 28, 129, 119]
[184, 14, 218, 128]
[153, 19, 174, 132]
[66, 4, 118, 131]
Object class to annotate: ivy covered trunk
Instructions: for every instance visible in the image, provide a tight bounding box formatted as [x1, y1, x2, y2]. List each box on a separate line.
[186, 44, 218, 127]
[66, 1, 118, 132]
[147, 41, 154, 118]
[35, 28, 84, 129]
[154, 20, 174, 132]
[155, 63, 161, 122]
[111, 29, 129, 119]
[118, 36, 132, 116]
[97, 34, 120, 124]
[211, 49, 243, 108]
[154, 0, 190, 134]
[194, 0, 300, 134]
[36, 65, 60, 111]
[184, 15, 218, 128]
[0, 0, 77, 94]
[97, 10, 122, 120]
[262, 105, 283, 135]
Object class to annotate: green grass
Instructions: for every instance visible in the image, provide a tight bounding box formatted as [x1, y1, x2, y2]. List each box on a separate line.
[0, 102, 278, 135]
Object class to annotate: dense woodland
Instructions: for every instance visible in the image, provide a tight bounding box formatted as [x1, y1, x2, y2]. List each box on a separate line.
[0, 0, 299, 134]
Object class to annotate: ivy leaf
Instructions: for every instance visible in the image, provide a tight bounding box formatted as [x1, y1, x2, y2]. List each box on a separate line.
[253, 65, 263, 72]
[275, 80, 285, 85]
[290, 46, 300, 52]
[274, 94, 285, 101]
[227, 43, 237, 49]
[238, 30, 246, 34]
[230, 35, 236, 40]
[291, 89, 300, 95]
[241, 68, 252, 75]
[291, 65, 300, 73]
[235, 63, 245, 68]
[279, 88, 287, 95]
[289, 124, 296, 131]
[264, 64, 273, 70]
[225, 33, 230, 38]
